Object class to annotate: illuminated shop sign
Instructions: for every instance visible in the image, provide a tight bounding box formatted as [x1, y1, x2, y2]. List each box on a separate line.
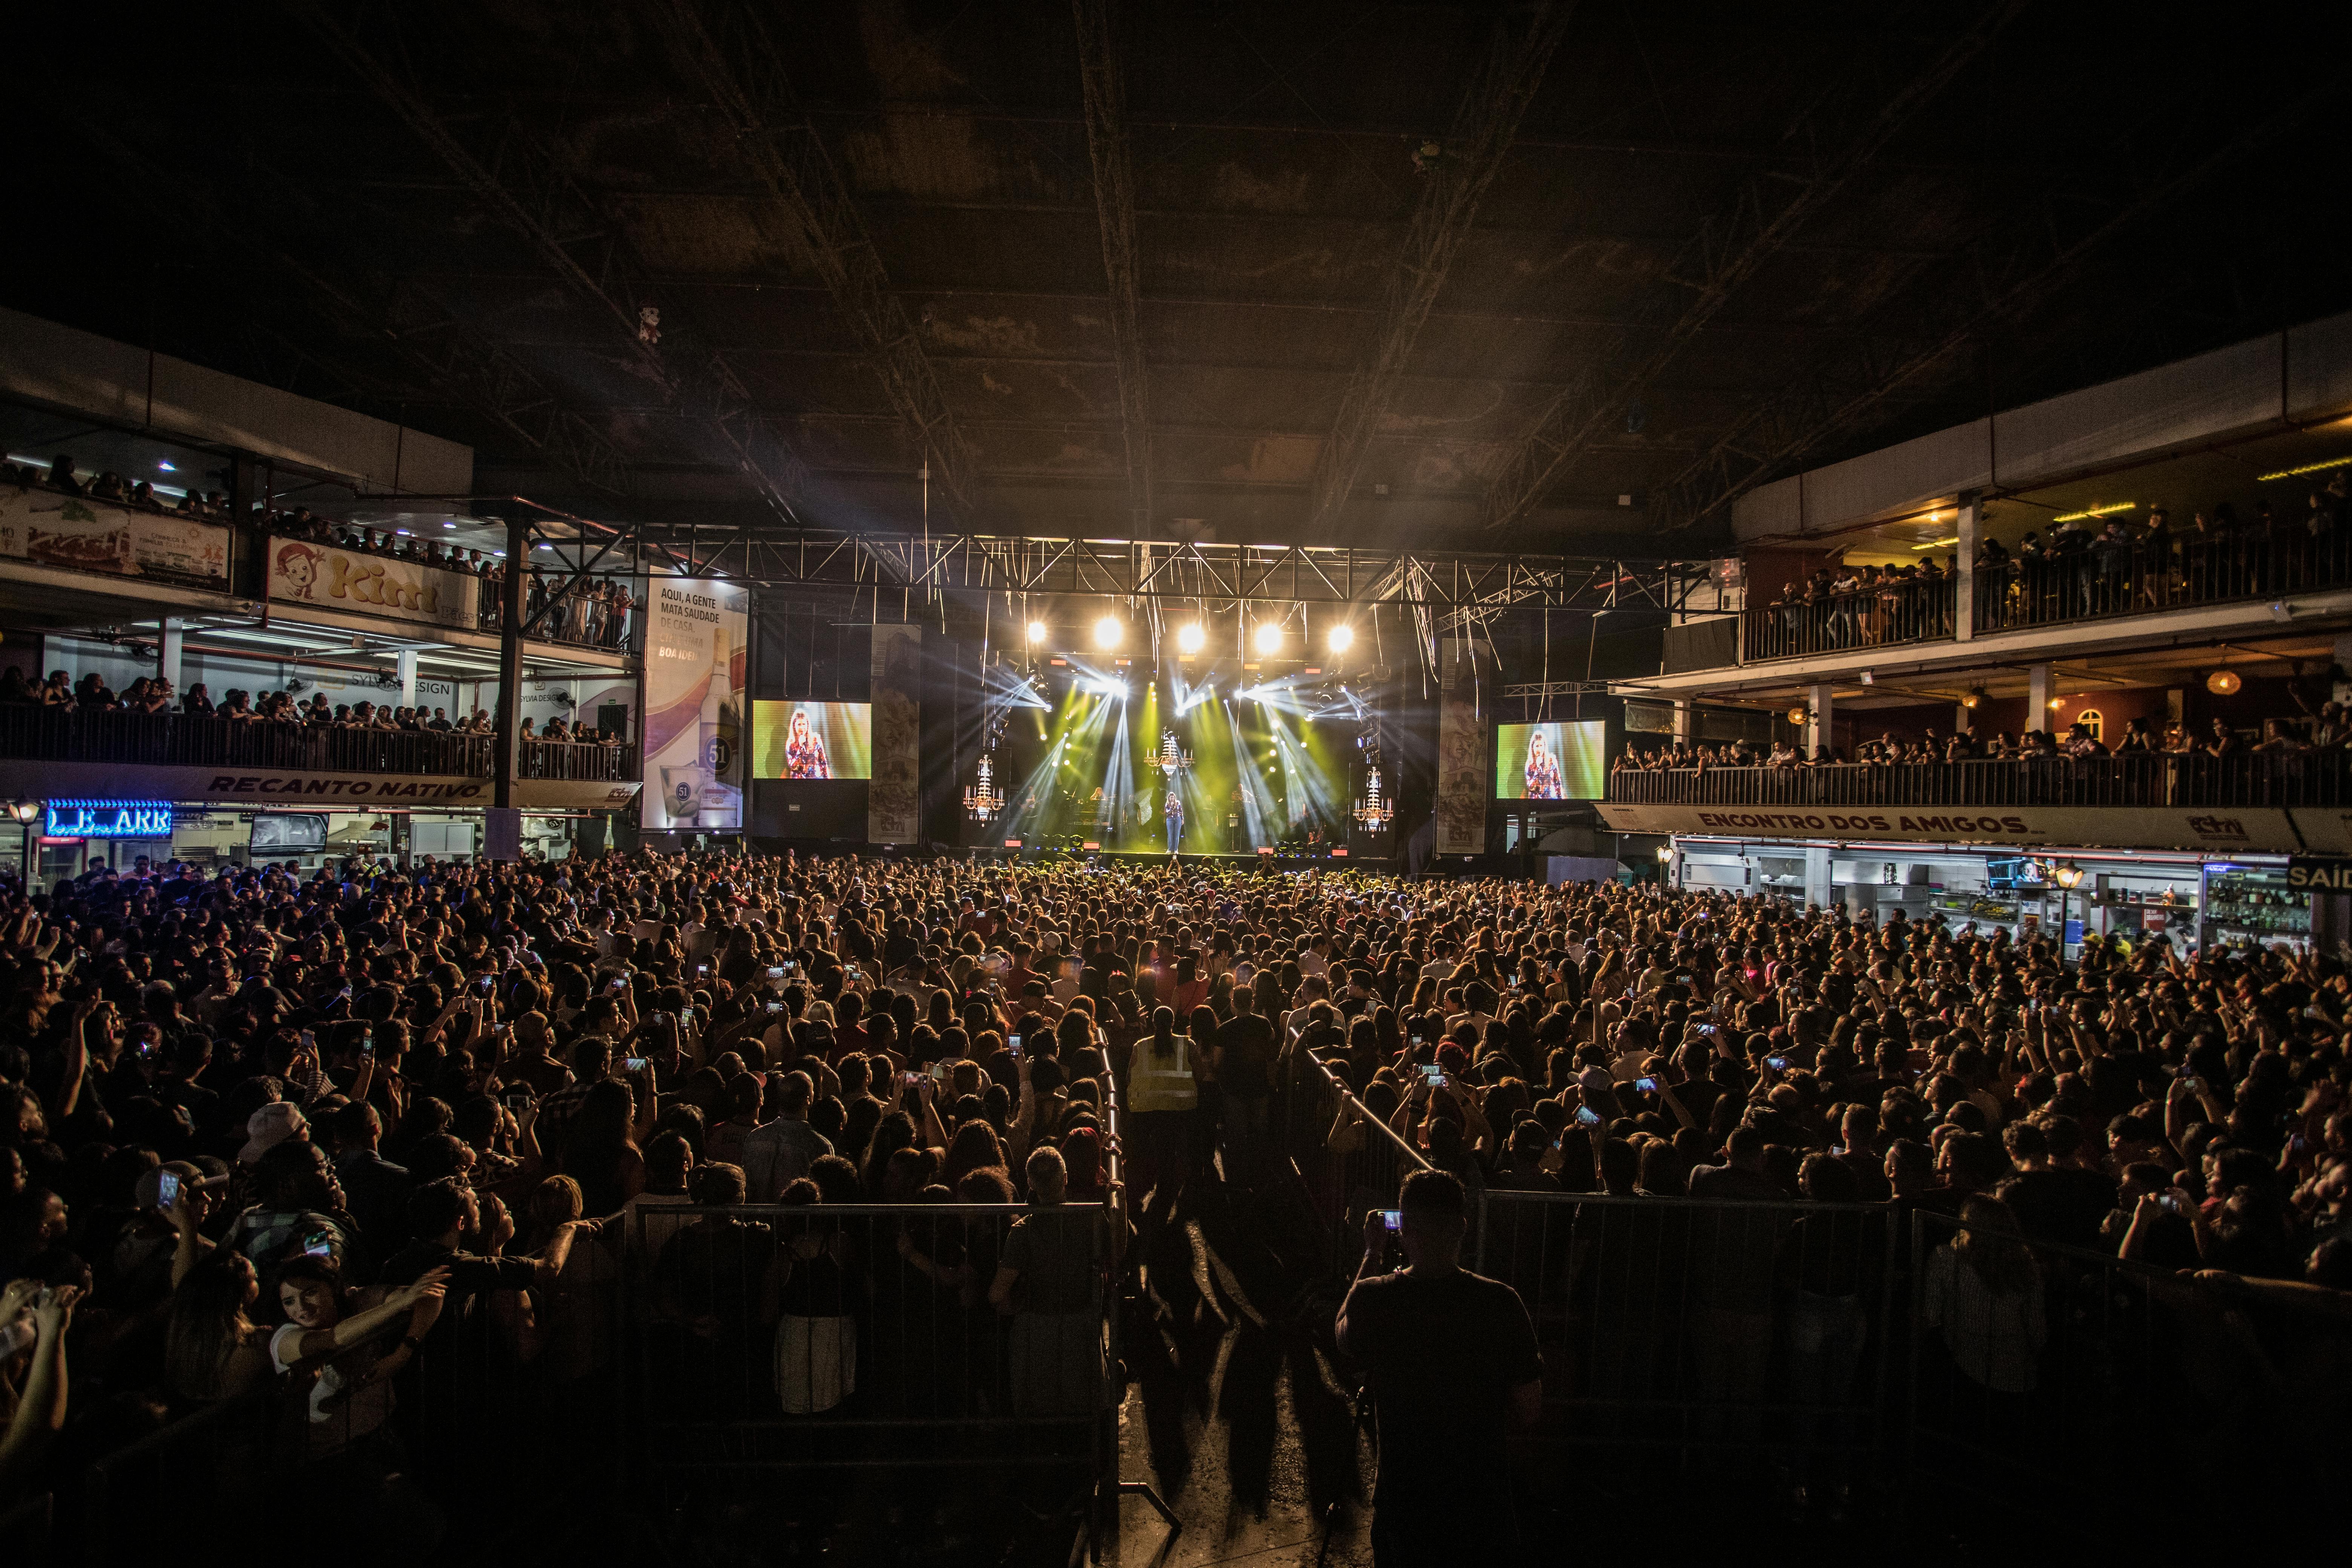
[43, 801, 174, 839]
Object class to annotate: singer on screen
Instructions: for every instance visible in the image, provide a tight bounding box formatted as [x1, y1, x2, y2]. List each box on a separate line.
[1523, 729, 1563, 799]
[784, 707, 832, 779]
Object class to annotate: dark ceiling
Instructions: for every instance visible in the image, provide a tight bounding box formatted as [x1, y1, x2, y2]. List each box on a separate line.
[6, 1, 2347, 557]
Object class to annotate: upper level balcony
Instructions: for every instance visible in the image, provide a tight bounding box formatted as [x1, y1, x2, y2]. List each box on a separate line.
[0, 705, 640, 813]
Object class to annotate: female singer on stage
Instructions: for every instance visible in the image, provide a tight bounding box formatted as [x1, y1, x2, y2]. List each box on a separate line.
[784, 707, 832, 779]
[1164, 787, 1185, 854]
[1523, 729, 1564, 799]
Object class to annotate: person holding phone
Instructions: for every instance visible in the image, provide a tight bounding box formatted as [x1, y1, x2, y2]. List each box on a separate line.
[1337, 1170, 1542, 1563]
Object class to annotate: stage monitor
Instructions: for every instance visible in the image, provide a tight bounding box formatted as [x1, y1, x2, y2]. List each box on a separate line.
[1494, 720, 1605, 801]
[751, 701, 873, 781]
[250, 813, 327, 853]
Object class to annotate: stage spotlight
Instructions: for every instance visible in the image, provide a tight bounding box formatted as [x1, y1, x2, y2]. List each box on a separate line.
[1327, 623, 1355, 653]
[1176, 622, 1207, 655]
[1254, 621, 1285, 655]
[1093, 616, 1124, 650]
[1026, 620, 1048, 645]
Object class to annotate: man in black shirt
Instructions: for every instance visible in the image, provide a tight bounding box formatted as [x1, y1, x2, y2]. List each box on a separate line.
[1212, 988, 1278, 1188]
[1337, 1170, 1542, 1564]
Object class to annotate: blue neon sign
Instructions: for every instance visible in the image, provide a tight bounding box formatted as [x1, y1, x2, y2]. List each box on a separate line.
[43, 801, 174, 839]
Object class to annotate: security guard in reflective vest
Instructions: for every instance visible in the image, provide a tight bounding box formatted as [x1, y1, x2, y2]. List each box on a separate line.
[1126, 1005, 1198, 1226]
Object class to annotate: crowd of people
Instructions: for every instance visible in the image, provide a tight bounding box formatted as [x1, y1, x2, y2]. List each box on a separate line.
[10, 453, 634, 652]
[1756, 558, 1956, 654]
[1975, 476, 2352, 630]
[1752, 473, 2352, 658]
[1613, 706, 2341, 777]
[0, 847, 2344, 1549]
[0, 667, 625, 752]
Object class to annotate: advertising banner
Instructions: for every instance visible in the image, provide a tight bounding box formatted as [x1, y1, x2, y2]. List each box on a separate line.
[266, 536, 480, 632]
[1595, 801, 2303, 854]
[0, 758, 638, 814]
[868, 623, 923, 845]
[1435, 643, 1486, 855]
[0, 488, 229, 589]
[640, 576, 748, 829]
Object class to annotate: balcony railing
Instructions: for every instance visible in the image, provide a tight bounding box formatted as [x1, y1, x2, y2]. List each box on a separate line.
[1743, 576, 1954, 662]
[1607, 751, 2349, 809]
[1975, 529, 2352, 633]
[0, 706, 639, 783]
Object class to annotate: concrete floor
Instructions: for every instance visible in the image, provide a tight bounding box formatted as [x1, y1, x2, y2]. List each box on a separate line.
[1111, 1176, 1373, 1568]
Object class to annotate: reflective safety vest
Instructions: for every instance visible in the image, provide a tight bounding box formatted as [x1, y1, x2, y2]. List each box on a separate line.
[1129, 1038, 1199, 1113]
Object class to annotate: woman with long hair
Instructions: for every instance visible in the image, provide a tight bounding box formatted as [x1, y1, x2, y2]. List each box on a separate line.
[269, 1256, 448, 1455]
[560, 1079, 647, 1217]
[165, 1251, 272, 1403]
[784, 708, 831, 779]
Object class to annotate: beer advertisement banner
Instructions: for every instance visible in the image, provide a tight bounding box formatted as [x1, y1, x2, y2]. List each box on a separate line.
[266, 536, 479, 631]
[641, 577, 748, 829]
[0, 488, 229, 589]
[1435, 643, 1486, 856]
[868, 623, 923, 844]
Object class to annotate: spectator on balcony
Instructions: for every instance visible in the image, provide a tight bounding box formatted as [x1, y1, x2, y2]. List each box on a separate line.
[2256, 720, 2306, 755]
[45, 457, 82, 495]
[72, 673, 114, 709]
[2205, 718, 2243, 758]
[180, 683, 214, 718]
[2062, 722, 2107, 760]
[2112, 717, 2157, 755]
[39, 671, 71, 706]
[0, 669, 32, 705]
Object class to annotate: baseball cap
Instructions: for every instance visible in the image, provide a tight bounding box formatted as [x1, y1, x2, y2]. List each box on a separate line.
[239, 1101, 309, 1165]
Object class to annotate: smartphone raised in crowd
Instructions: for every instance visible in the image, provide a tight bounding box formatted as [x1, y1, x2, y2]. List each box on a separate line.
[1378, 1209, 1403, 1234]
[624, 1057, 649, 1074]
[1766, 1055, 1790, 1072]
[155, 1171, 179, 1208]
[1634, 1076, 1660, 1093]
[1574, 1105, 1602, 1128]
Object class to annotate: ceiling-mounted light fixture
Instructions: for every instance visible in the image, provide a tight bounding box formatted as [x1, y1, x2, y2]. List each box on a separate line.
[2207, 669, 2242, 696]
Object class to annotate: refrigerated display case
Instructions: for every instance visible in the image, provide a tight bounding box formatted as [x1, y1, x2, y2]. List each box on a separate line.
[2200, 862, 2310, 951]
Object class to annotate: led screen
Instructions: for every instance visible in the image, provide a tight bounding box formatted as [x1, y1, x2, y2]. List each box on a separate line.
[1494, 720, 1605, 801]
[751, 701, 873, 781]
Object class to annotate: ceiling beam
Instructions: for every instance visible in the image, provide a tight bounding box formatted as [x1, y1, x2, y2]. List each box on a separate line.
[648, 0, 980, 522]
[1303, 0, 1576, 536]
[1481, 0, 2026, 535]
[1071, 0, 1154, 534]
[1648, 82, 2338, 538]
[279, 0, 816, 524]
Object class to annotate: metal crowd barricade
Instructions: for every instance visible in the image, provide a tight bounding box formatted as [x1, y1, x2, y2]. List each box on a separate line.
[624, 1198, 1123, 1554]
[1476, 1193, 1901, 1470]
[78, 1391, 281, 1566]
[1901, 1212, 2351, 1547]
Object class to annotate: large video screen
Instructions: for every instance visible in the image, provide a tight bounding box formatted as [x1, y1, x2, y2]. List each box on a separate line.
[1494, 720, 1605, 800]
[250, 814, 327, 853]
[751, 701, 873, 781]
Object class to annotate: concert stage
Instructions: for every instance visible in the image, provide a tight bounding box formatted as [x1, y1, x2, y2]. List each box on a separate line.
[972, 844, 1396, 874]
